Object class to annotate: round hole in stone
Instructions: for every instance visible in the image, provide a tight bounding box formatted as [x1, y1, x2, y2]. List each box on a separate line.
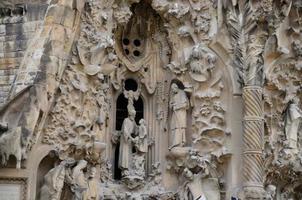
[125, 79, 138, 91]
[125, 49, 130, 55]
[134, 39, 141, 47]
[133, 50, 140, 57]
[123, 38, 130, 45]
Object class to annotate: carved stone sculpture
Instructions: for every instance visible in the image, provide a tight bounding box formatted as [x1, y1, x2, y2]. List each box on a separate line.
[39, 160, 71, 200]
[284, 98, 302, 149]
[264, 185, 276, 200]
[119, 105, 137, 176]
[83, 167, 99, 200]
[187, 43, 217, 82]
[0, 126, 22, 169]
[136, 119, 148, 154]
[1, 0, 302, 199]
[182, 168, 207, 200]
[71, 160, 88, 200]
[169, 83, 189, 149]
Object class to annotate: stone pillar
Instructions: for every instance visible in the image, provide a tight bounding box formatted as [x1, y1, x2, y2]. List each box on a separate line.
[242, 86, 265, 199]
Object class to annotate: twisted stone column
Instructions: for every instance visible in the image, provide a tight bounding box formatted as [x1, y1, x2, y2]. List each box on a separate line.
[242, 86, 265, 199]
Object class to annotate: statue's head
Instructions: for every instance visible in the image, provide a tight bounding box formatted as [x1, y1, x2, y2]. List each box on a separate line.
[89, 167, 97, 178]
[183, 168, 193, 180]
[128, 108, 136, 119]
[78, 160, 88, 169]
[266, 185, 276, 196]
[139, 119, 145, 125]
[171, 83, 179, 94]
[293, 97, 300, 104]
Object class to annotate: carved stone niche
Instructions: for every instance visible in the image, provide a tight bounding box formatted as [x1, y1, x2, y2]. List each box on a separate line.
[110, 1, 171, 187]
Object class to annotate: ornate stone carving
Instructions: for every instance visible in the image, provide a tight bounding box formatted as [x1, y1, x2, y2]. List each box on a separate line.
[186, 43, 217, 82]
[3, 0, 302, 199]
[71, 160, 88, 200]
[284, 98, 302, 150]
[242, 86, 265, 199]
[83, 167, 99, 200]
[169, 83, 189, 150]
[39, 159, 75, 200]
[118, 103, 137, 176]
[264, 184, 276, 200]
[0, 126, 22, 169]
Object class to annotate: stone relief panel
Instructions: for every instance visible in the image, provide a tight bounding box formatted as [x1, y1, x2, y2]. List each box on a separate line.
[0, 0, 300, 199]
[263, 3, 302, 198]
[264, 58, 302, 199]
[38, 0, 232, 198]
[0, 0, 278, 199]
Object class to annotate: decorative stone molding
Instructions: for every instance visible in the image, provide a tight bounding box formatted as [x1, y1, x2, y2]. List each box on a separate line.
[0, 177, 27, 200]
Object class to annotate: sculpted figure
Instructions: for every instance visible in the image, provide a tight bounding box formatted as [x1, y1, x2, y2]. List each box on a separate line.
[83, 167, 99, 200]
[265, 185, 276, 200]
[183, 168, 207, 200]
[71, 160, 88, 200]
[119, 106, 137, 176]
[188, 44, 216, 82]
[284, 98, 302, 149]
[39, 160, 70, 200]
[136, 119, 148, 153]
[169, 83, 189, 149]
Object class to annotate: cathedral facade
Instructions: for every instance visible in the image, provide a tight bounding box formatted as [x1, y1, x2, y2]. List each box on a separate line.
[0, 0, 301, 199]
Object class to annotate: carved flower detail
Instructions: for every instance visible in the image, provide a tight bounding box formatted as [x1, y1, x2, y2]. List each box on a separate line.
[213, 102, 224, 113]
[200, 106, 211, 117]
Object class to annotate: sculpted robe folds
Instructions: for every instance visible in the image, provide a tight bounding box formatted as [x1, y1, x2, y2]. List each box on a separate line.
[119, 117, 136, 169]
[285, 102, 302, 149]
[137, 121, 148, 153]
[170, 85, 189, 148]
[39, 162, 66, 200]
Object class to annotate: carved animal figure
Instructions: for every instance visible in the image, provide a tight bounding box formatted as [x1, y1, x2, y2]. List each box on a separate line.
[0, 126, 22, 169]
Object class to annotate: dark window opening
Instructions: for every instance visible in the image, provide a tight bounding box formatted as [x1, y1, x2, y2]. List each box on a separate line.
[113, 142, 122, 180]
[116, 94, 128, 131]
[123, 38, 130, 45]
[125, 49, 130, 55]
[133, 50, 141, 57]
[115, 93, 144, 130]
[124, 79, 138, 91]
[134, 39, 141, 47]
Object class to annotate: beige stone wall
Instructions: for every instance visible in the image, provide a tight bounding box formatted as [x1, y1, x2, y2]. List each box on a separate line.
[0, 1, 48, 106]
[0, 0, 301, 200]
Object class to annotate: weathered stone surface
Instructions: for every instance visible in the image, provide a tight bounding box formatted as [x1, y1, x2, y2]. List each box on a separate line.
[0, 0, 301, 200]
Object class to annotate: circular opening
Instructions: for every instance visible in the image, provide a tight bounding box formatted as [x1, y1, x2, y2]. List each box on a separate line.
[133, 50, 141, 57]
[133, 39, 141, 47]
[125, 49, 130, 55]
[125, 79, 138, 91]
[123, 38, 130, 45]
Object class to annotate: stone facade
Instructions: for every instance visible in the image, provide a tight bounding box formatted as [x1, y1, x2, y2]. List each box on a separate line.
[0, 0, 301, 200]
